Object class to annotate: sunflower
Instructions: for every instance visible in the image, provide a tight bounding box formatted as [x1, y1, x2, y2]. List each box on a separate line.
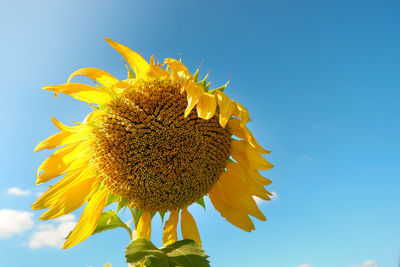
[33, 38, 274, 249]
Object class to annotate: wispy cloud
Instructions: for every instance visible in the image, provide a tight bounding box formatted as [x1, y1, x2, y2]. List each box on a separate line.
[0, 209, 34, 238]
[296, 264, 312, 267]
[6, 187, 31, 196]
[351, 260, 378, 267]
[28, 214, 76, 249]
[254, 191, 278, 205]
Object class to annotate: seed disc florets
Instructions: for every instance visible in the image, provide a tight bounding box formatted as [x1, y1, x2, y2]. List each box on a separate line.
[92, 80, 232, 212]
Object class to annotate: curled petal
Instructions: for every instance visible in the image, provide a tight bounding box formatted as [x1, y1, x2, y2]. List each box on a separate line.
[184, 82, 204, 117]
[197, 93, 217, 120]
[164, 58, 191, 79]
[228, 118, 270, 154]
[147, 55, 169, 79]
[67, 67, 119, 88]
[215, 91, 235, 127]
[51, 117, 83, 133]
[105, 38, 149, 79]
[232, 102, 250, 127]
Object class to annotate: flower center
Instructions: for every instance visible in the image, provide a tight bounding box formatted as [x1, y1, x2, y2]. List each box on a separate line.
[92, 80, 232, 212]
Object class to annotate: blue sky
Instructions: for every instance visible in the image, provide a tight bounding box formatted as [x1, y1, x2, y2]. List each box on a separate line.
[0, 0, 399, 266]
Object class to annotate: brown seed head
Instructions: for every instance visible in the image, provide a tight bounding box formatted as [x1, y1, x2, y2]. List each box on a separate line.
[92, 80, 231, 212]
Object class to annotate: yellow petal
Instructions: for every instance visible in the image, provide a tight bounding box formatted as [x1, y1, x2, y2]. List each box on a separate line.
[247, 146, 274, 170]
[162, 210, 179, 246]
[63, 187, 108, 249]
[215, 91, 235, 128]
[43, 83, 113, 105]
[150, 55, 156, 65]
[137, 211, 151, 239]
[104, 38, 149, 79]
[111, 80, 132, 95]
[181, 208, 201, 246]
[226, 162, 272, 200]
[39, 176, 99, 220]
[209, 184, 255, 232]
[232, 102, 250, 127]
[227, 118, 270, 154]
[32, 165, 96, 209]
[82, 111, 100, 124]
[184, 82, 204, 117]
[245, 168, 272, 186]
[231, 140, 274, 171]
[146, 55, 169, 79]
[218, 173, 266, 221]
[34, 131, 72, 152]
[67, 67, 119, 88]
[36, 142, 92, 184]
[230, 140, 248, 165]
[164, 58, 191, 79]
[34, 118, 92, 152]
[51, 117, 84, 133]
[196, 93, 217, 120]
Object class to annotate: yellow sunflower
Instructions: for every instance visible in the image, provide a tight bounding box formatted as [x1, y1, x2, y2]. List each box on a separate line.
[33, 38, 274, 249]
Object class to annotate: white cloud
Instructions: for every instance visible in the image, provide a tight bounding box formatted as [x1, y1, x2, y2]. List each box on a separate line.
[254, 191, 278, 205]
[6, 187, 31, 196]
[296, 265, 312, 267]
[351, 260, 378, 267]
[28, 214, 76, 249]
[0, 209, 34, 238]
[35, 192, 44, 197]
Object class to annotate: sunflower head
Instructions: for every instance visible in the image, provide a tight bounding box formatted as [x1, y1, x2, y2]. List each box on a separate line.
[33, 38, 273, 249]
[92, 79, 232, 212]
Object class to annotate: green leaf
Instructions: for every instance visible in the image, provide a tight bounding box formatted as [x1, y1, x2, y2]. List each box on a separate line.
[161, 240, 210, 267]
[93, 210, 132, 237]
[125, 238, 169, 266]
[103, 263, 112, 267]
[195, 197, 206, 210]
